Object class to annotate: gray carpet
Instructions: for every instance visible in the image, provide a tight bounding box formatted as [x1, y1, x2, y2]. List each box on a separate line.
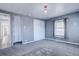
[0, 39, 79, 56]
[23, 46, 79, 56]
[23, 47, 71, 56]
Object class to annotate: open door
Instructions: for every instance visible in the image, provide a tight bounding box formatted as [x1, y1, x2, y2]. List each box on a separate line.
[1, 22, 10, 48]
[0, 13, 11, 49]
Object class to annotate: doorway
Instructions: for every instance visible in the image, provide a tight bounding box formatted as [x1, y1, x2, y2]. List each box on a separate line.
[0, 13, 11, 49]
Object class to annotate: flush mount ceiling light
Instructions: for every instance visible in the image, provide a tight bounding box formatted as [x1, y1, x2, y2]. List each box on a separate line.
[43, 5, 48, 13]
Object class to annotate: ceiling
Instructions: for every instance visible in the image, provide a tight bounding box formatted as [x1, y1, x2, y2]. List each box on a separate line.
[0, 3, 79, 20]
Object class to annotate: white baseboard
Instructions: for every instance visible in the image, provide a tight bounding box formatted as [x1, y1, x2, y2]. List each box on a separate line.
[46, 38, 79, 46]
[22, 39, 45, 44]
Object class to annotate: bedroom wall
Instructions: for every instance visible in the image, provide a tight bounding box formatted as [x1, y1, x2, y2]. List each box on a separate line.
[11, 14, 45, 45]
[45, 12, 79, 43]
[45, 21, 53, 38]
[11, 15, 34, 44]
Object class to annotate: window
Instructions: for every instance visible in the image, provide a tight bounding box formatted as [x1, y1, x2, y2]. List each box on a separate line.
[54, 20, 65, 38]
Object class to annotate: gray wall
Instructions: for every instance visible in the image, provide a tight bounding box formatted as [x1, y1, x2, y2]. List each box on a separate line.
[45, 12, 79, 43]
[21, 16, 34, 44]
[45, 21, 53, 38]
[11, 15, 34, 44]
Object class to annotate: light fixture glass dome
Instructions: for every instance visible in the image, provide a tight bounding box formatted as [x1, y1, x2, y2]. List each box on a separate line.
[44, 9, 47, 13]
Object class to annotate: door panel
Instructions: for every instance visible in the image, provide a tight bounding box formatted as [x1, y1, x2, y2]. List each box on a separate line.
[33, 19, 45, 41]
[12, 16, 22, 43]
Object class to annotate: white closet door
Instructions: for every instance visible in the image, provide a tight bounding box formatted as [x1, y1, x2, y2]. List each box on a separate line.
[33, 19, 45, 41]
[13, 16, 22, 43]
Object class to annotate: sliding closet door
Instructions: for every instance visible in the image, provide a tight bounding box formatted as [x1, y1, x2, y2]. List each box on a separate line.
[12, 16, 22, 43]
[33, 19, 45, 41]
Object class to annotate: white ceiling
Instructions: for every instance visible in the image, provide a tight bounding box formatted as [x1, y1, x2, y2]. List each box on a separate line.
[0, 3, 79, 19]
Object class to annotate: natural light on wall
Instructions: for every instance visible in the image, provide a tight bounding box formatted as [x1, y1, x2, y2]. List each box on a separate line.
[0, 13, 10, 49]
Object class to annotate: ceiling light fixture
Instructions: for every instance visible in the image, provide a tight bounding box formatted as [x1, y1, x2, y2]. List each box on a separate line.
[43, 5, 48, 13]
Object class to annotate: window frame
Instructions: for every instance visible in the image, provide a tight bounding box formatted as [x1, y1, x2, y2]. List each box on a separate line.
[53, 18, 66, 39]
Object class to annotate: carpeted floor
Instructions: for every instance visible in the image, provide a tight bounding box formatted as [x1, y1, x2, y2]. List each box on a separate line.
[23, 47, 72, 56]
[0, 39, 79, 56]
